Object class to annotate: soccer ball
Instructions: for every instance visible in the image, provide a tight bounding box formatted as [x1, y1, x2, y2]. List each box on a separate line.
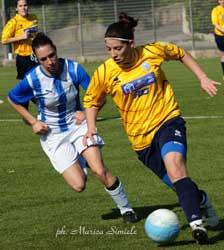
[144, 208, 180, 244]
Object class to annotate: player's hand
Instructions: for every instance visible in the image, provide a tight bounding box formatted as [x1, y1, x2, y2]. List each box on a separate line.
[22, 31, 32, 40]
[83, 128, 97, 146]
[200, 77, 221, 97]
[32, 120, 49, 135]
[74, 111, 86, 125]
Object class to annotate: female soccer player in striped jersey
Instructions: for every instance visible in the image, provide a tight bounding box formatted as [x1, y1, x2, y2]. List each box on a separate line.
[83, 13, 220, 244]
[211, 0, 224, 79]
[7, 33, 138, 224]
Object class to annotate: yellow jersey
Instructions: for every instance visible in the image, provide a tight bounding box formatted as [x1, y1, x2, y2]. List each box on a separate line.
[84, 42, 185, 151]
[211, 5, 224, 36]
[1, 14, 38, 56]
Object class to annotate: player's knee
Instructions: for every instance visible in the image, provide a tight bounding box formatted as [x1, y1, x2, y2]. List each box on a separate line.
[74, 184, 86, 193]
[167, 159, 187, 181]
[70, 181, 86, 193]
[169, 172, 186, 182]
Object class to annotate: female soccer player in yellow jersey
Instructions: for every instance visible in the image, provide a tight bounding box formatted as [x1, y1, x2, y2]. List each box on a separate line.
[1, 0, 38, 79]
[83, 13, 220, 244]
[211, 0, 224, 79]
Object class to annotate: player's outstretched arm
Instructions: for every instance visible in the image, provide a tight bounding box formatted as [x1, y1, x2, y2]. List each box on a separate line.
[83, 107, 99, 146]
[181, 51, 221, 97]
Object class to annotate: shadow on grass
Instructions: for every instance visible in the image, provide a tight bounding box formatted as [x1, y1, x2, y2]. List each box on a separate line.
[157, 240, 195, 247]
[102, 207, 224, 246]
[101, 203, 179, 221]
[177, 218, 224, 246]
[209, 219, 224, 244]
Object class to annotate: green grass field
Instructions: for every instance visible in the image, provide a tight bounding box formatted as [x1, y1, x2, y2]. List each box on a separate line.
[0, 58, 224, 250]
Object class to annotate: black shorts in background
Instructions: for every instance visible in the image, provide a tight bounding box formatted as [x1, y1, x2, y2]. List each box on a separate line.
[16, 54, 39, 79]
[214, 34, 224, 52]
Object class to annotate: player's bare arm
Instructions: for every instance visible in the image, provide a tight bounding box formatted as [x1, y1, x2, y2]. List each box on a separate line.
[83, 107, 99, 146]
[181, 52, 221, 96]
[7, 96, 48, 135]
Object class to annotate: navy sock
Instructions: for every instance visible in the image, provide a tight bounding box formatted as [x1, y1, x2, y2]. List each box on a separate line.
[106, 177, 119, 191]
[173, 177, 202, 223]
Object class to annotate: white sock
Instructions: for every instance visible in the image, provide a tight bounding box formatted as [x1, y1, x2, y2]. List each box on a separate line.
[105, 181, 133, 215]
[190, 219, 204, 230]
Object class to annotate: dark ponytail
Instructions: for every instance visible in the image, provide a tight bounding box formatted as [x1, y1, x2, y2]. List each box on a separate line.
[118, 12, 138, 27]
[105, 13, 138, 41]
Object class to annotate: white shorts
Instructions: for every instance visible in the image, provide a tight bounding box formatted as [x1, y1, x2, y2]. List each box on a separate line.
[40, 121, 104, 174]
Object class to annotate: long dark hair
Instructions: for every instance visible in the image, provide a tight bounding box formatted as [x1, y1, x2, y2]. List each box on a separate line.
[105, 12, 138, 40]
[32, 32, 56, 54]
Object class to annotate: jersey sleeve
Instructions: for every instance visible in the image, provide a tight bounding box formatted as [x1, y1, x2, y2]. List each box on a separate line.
[8, 78, 34, 105]
[76, 64, 90, 90]
[83, 65, 107, 109]
[211, 8, 218, 25]
[1, 18, 16, 43]
[67, 60, 90, 111]
[145, 41, 185, 61]
[67, 59, 90, 90]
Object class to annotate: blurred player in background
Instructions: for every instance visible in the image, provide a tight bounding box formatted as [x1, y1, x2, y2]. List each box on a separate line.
[83, 13, 220, 244]
[1, 0, 38, 80]
[7, 33, 138, 224]
[211, 0, 224, 79]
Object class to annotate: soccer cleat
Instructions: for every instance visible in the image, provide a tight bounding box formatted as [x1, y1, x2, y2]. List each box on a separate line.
[192, 224, 209, 245]
[200, 193, 219, 227]
[122, 210, 139, 224]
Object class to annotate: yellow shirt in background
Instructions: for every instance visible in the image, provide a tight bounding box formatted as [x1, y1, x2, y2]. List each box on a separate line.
[211, 5, 224, 36]
[84, 42, 185, 151]
[1, 14, 38, 56]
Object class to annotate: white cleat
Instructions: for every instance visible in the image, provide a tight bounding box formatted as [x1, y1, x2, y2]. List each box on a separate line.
[191, 223, 209, 244]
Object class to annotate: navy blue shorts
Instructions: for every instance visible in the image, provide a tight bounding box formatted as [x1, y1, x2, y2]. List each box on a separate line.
[135, 117, 187, 185]
[16, 54, 38, 79]
[214, 34, 224, 52]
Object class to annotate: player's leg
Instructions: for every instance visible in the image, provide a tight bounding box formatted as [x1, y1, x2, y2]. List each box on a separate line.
[160, 118, 219, 244]
[214, 34, 224, 79]
[160, 118, 219, 229]
[81, 145, 138, 223]
[40, 131, 87, 192]
[220, 51, 224, 79]
[136, 117, 217, 244]
[72, 123, 138, 223]
[152, 150, 218, 229]
[162, 151, 209, 244]
[62, 161, 86, 192]
[15, 55, 28, 80]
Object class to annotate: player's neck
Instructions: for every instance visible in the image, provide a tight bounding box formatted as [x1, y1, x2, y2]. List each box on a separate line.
[120, 48, 137, 69]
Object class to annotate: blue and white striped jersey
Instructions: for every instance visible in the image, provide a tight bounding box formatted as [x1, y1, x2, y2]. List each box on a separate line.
[8, 58, 90, 133]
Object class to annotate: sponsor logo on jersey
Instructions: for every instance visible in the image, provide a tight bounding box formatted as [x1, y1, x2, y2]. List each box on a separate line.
[141, 61, 150, 71]
[121, 72, 155, 95]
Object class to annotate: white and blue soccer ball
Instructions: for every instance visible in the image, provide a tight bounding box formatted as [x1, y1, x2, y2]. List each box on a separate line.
[144, 208, 180, 244]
